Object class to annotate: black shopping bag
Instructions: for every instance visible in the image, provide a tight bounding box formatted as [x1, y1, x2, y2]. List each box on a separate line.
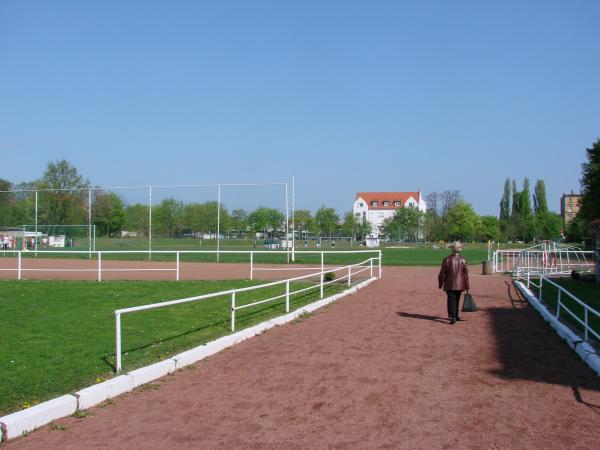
[462, 292, 478, 312]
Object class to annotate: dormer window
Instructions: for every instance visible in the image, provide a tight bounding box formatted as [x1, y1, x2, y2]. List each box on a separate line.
[383, 201, 389, 207]
[371, 201, 378, 207]
[394, 201, 401, 207]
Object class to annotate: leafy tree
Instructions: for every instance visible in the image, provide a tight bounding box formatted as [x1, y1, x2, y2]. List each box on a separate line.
[447, 201, 481, 242]
[356, 217, 372, 240]
[565, 215, 585, 243]
[382, 206, 423, 241]
[124, 204, 149, 235]
[315, 206, 340, 236]
[478, 215, 500, 241]
[521, 177, 532, 218]
[533, 179, 548, 214]
[154, 198, 184, 238]
[248, 207, 284, 237]
[0, 179, 14, 226]
[39, 160, 89, 224]
[92, 191, 125, 236]
[230, 209, 248, 235]
[341, 212, 358, 238]
[579, 138, 600, 223]
[294, 209, 313, 238]
[499, 178, 511, 240]
[532, 212, 562, 241]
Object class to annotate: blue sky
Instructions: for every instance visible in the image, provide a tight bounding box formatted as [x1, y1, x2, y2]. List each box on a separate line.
[1, 1, 598, 215]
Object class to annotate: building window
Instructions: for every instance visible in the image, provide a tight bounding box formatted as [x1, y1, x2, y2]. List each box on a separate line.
[371, 201, 378, 207]
[394, 201, 401, 207]
[383, 201, 389, 207]
[358, 202, 363, 207]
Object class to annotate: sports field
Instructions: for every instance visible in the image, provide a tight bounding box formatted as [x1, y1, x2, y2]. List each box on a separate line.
[0, 278, 348, 415]
[2, 239, 499, 266]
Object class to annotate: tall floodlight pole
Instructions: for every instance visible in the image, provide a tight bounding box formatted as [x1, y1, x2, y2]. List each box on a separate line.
[148, 186, 152, 260]
[217, 185, 221, 262]
[34, 190, 38, 256]
[88, 188, 92, 259]
[292, 176, 295, 262]
[285, 182, 289, 263]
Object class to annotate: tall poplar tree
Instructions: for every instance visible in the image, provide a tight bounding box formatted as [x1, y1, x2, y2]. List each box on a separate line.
[533, 180, 548, 214]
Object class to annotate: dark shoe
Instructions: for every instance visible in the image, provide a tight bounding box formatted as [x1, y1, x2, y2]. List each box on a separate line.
[449, 319, 456, 325]
[455, 317, 461, 321]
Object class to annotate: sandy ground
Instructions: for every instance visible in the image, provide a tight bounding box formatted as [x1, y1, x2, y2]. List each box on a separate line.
[5, 266, 600, 449]
[0, 257, 355, 281]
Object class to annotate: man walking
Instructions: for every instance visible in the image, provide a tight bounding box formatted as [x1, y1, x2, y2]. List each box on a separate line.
[438, 242, 470, 324]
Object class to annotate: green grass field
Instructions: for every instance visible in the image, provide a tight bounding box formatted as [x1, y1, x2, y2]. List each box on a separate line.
[0, 279, 346, 415]
[532, 278, 600, 338]
[6, 239, 497, 267]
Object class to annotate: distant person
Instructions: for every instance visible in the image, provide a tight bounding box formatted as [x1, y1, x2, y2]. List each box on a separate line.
[438, 242, 470, 325]
[304, 240, 308, 248]
[331, 240, 335, 248]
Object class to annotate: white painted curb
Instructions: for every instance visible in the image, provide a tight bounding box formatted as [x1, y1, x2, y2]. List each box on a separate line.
[75, 375, 134, 410]
[0, 395, 77, 441]
[129, 359, 176, 388]
[514, 280, 600, 377]
[0, 277, 378, 442]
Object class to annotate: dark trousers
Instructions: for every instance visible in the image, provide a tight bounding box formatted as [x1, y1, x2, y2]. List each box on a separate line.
[446, 290, 461, 319]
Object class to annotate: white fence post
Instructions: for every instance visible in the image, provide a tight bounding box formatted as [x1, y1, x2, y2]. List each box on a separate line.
[584, 309, 589, 341]
[556, 290, 561, 318]
[17, 251, 22, 280]
[98, 252, 102, 282]
[250, 251, 253, 280]
[115, 312, 122, 372]
[348, 266, 351, 287]
[378, 251, 382, 278]
[320, 252, 324, 299]
[285, 280, 290, 312]
[231, 292, 236, 332]
[176, 251, 180, 281]
[370, 258, 373, 278]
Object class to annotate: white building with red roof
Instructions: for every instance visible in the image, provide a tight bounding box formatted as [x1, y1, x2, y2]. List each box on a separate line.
[353, 191, 426, 239]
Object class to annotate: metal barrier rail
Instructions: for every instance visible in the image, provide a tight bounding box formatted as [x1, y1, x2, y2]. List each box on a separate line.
[1, 249, 382, 282]
[113, 256, 380, 372]
[518, 272, 600, 343]
[493, 249, 595, 274]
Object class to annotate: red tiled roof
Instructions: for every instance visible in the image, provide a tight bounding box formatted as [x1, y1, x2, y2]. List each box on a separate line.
[355, 192, 421, 210]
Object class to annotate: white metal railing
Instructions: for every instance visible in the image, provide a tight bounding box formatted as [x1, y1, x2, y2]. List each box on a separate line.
[518, 272, 600, 343]
[0, 249, 382, 282]
[113, 256, 381, 372]
[493, 249, 595, 274]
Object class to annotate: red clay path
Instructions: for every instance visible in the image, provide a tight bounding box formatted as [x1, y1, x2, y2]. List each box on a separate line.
[6, 266, 600, 449]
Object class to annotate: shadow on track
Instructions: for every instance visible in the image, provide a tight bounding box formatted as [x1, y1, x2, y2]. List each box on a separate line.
[396, 311, 449, 324]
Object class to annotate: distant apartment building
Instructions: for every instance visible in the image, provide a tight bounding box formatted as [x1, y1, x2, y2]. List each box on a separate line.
[353, 191, 427, 239]
[561, 191, 582, 225]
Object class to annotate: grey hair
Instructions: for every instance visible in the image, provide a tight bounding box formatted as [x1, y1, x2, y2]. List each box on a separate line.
[452, 242, 463, 253]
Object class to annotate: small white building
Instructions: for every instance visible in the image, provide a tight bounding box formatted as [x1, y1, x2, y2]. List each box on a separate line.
[353, 191, 427, 239]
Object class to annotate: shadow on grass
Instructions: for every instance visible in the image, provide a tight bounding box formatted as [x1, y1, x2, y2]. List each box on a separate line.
[103, 284, 343, 372]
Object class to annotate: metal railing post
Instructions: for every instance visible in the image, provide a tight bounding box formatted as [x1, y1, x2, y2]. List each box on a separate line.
[370, 258, 373, 278]
[98, 252, 102, 282]
[231, 292, 236, 331]
[556, 290, 561, 319]
[285, 280, 290, 312]
[539, 277, 542, 302]
[527, 272, 530, 288]
[348, 266, 351, 287]
[320, 252, 324, 299]
[17, 251, 22, 280]
[584, 309, 589, 341]
[378, 251, 382, 278]
[176, 251, 180, 281]
[115, 313, 122, 372]
[250, 251, 253, 280]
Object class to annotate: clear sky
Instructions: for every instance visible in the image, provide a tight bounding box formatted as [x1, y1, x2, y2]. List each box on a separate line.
[1, 1, 598, 215]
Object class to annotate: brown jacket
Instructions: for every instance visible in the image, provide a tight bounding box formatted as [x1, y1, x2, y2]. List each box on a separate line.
[438, 253, 469, 291]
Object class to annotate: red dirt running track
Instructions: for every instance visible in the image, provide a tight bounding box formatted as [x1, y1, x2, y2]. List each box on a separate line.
[6, 266, 600, 449]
